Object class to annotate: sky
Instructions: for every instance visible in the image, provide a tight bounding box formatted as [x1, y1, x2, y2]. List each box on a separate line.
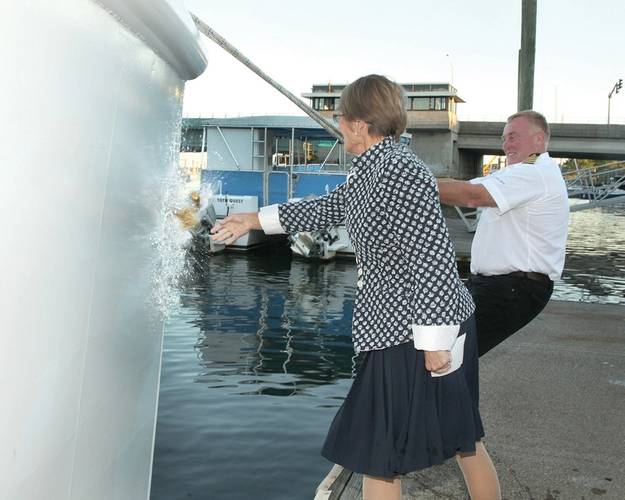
[183, 0, 625, 125]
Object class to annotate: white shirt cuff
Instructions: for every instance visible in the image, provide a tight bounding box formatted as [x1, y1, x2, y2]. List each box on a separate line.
[258, 204, 286, 235]
[431, 333, 466, 377]
[412, 324, 460, 351]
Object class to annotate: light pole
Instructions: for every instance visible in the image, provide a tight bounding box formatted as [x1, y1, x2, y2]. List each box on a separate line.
[517, 0, 537, 111]
[608, 78, 623, 125]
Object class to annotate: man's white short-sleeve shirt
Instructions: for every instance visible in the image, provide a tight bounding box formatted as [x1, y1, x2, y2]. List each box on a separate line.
[469, 153, 569, 281]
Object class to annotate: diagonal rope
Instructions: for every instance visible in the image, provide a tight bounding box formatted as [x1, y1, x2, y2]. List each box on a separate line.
[191, 13, 343, 142]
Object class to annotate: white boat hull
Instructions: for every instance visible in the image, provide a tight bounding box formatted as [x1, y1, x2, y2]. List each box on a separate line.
[0, 2, 206, 499]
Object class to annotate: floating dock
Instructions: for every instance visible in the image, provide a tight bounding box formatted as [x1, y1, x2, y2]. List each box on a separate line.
[316, 300, 625, 499]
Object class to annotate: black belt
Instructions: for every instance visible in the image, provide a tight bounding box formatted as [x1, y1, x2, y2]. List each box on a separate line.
[474, 271, 552, 285]
[506, 271, 552, 284]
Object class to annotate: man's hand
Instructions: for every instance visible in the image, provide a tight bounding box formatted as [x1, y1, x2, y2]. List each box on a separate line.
[424, 350, 452, 374]
[210, 212, 261, 245]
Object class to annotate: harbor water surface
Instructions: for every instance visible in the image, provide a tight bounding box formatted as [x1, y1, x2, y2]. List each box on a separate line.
[150, 204, 625, 500]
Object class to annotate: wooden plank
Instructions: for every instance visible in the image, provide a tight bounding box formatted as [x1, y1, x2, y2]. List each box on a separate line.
[336, 472, 362, 500]
[314, 465, 352, 500]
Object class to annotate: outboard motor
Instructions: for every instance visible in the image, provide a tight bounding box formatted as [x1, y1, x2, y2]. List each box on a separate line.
[288, 194, 346, 260]
[290, 226, 343, 260]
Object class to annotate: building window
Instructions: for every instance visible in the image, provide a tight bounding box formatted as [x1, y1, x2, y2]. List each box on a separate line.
[432, 97, 447, 110]
[410, 97, 429, 110]
[408, 97, 449, 111]
[312, 97, 336, 111]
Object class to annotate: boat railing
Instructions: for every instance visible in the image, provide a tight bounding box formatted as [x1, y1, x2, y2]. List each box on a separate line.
[454, 206, 481, 232]
[565, 160, 625, 210]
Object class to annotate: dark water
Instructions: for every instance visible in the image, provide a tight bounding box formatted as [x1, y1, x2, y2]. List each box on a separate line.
[150, 205, 625, 500]
[554, 203, 625, 304]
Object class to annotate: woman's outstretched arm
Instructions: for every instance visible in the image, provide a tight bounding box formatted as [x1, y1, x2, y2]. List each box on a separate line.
[211, 181, 348, 245]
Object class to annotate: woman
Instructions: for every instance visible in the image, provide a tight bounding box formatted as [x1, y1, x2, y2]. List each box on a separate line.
[211, 75, 500, 500]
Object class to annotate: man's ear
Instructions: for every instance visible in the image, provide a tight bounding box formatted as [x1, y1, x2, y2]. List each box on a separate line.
[533, 130, 544, 150]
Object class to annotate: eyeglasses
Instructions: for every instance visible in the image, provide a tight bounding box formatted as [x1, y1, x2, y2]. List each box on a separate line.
[332, 113, 374, 128]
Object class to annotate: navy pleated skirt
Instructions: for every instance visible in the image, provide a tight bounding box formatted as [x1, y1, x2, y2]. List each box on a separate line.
[321, 315, 484, 478]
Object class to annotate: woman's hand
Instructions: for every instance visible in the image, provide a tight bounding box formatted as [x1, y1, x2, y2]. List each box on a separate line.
[424, 350, 452, 374]
[210, 212, 261, 245]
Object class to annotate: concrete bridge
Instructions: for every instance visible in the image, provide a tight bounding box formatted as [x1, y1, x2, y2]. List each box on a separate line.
[456, 121, 625, 178]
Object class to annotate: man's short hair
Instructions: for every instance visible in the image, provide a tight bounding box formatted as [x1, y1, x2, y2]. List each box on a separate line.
[507, 110, 550, 141]
[338, 74, 407, 141]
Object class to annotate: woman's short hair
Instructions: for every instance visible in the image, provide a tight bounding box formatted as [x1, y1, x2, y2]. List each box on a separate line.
[338, 74, 407, 141]
[507, 110, 550, 141]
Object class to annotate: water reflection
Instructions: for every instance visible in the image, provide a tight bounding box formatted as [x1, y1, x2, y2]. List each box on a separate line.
[151, 246, 362, 500]
[554, 203, 625, 304]
[181, 245, 359, 397]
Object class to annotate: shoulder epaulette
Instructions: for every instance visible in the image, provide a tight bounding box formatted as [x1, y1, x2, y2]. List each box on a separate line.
[525, 153, 539, 165]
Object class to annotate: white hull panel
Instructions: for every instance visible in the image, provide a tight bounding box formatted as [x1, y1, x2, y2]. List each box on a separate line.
[211, 195, 269, 249]
[0, 2, 206, 499]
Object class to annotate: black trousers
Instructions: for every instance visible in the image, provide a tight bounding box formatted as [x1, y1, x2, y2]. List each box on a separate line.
[467, 274, 554, 357]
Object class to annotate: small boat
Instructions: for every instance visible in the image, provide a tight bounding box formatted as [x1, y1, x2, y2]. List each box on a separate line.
[185, 115, 355, 258]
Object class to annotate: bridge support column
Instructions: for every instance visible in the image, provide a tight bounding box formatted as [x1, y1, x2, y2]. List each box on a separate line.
[457, 150, 483, 179]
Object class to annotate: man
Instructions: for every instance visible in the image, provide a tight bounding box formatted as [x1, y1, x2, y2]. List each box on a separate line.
[438, 110, 569, 356]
